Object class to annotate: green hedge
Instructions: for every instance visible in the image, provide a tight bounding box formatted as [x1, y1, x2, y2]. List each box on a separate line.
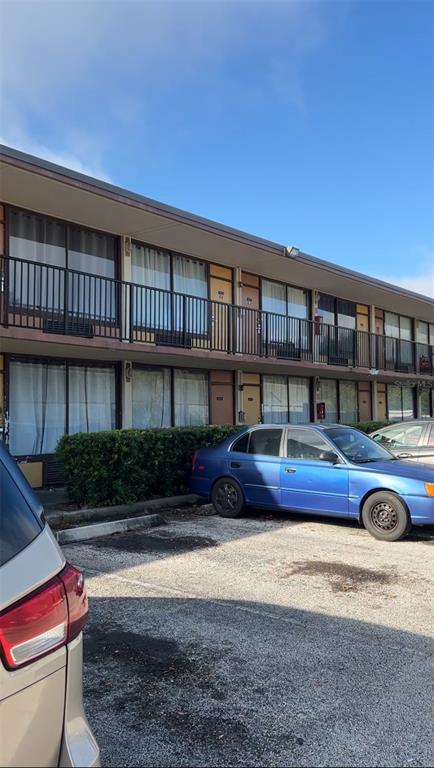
[57, 425, 241, 507]
[57, 420, 391, 507]
[344, 420, 391, 433]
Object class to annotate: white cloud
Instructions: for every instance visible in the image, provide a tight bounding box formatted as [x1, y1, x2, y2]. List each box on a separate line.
[378, 257, 434, 300]
[0, 0, 345, 179]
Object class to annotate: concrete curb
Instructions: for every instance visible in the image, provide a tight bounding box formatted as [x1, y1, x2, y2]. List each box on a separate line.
[46, 493, 202, 527]
[56, 512, 165, 545]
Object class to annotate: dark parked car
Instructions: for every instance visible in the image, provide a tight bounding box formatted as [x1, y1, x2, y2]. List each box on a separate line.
[370, 420, 434, 466]
[190, 424, 434, 541]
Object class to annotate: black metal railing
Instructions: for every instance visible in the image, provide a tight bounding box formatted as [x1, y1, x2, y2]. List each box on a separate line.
[1, 255, 433, 375]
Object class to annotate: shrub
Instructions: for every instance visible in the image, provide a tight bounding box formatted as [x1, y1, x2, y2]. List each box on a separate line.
[57, 420, 392, 507]
[346, 420, 391, 433]
[57, 425, 241, 507]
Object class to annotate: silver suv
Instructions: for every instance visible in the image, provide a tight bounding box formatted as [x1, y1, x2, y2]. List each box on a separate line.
[0, 443, 100, 767]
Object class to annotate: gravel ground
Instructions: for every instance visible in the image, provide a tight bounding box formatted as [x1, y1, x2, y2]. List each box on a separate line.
[64, 510, 434, 768]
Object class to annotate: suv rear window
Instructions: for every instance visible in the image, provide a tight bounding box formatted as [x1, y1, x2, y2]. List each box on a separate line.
[0, 447, 43, 567]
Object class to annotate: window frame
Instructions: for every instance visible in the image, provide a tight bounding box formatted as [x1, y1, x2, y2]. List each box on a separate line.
[131, 238, 210, 300]
[131, 363, 210, 428]
[261, 276, 310, 320]
[283, 425, 341, 462]
[5, 354, 121, 458]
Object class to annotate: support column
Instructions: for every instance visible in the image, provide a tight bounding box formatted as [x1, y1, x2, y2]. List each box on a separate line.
[371, 380, 379, 421]
[121, 236, 132, 342]
[235, 370, 244, 424]
[122, 361, 133, 429]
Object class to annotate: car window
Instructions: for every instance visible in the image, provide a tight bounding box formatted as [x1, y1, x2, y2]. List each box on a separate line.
[286, 429, 331, 461]
[248, 429, 283, 457]
[427, 424, 434, 446]
[231, 433, 250, 453]
[327, 427, 394, 463]
[377, 424, 424, 448]
[0, 453, 43, 567]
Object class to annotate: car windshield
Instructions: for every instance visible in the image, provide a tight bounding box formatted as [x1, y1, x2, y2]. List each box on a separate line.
[326, 427, 395, 464]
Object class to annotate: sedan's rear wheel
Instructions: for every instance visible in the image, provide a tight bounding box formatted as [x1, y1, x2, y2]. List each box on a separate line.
[212, 478, 245, 518]
[362, 491, 411, 541]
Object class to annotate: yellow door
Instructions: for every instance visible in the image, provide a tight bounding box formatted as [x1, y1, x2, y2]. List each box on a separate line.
[210, 269, 233, 352]
[242, 373, 261, 424]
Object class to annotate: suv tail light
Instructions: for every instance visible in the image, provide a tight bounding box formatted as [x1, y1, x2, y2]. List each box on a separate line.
[0, 563, 88, 670]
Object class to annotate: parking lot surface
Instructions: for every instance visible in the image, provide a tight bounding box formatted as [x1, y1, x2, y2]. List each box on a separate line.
[64, 510, 434, 767]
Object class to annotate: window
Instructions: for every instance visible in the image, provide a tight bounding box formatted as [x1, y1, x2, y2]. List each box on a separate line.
[262, 375, 310, 424]
[263, 376, 288, 424]
[288, 378, 310, 424]
[174, 370, 208, 426]
[8, 209, 118, 321]
[132, 368, 172, 428]
[420, 388, 431, 418]
[248, 428, 282, 456]
[8, 359, 118, 456]
[262, 281, 309, 352]
[317, 294, 355, 329]
[68, 366, 116, 435]
[417, 322, 429, 345]
[339, 381, 358, 424]
[387, 384, 415, 422]
[231, 433, 250, 453]
[131, 245, 171, 329]
[427, 423, 434, 446]
[9, 360, 66, 455]
[0, 446, 42, 567]
[286, 428, 330, 460]
[318, 380, 338, 423]
[375, 423, 424, 448]
[9, 210, 66, 312]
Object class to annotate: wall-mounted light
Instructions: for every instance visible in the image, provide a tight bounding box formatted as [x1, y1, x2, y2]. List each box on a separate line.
[287, 246, 300, 258]
[125, 362, 133, 382]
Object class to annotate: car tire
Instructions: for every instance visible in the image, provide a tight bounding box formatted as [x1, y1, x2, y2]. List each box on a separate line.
[361, 491, 411, 542]
[211, 477, 245, 518]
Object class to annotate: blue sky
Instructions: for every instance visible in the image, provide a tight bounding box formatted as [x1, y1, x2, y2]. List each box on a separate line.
[1, 0, 433, 297]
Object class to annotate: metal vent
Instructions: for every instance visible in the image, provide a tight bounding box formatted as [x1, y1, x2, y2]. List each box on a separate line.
[43, 318, 94, 338]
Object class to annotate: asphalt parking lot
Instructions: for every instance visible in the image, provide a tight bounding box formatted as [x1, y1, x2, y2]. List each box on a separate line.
[64, 510, 434, 768]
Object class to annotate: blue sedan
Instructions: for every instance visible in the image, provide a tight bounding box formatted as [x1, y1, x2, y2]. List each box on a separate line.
[191, 424, 434, 541]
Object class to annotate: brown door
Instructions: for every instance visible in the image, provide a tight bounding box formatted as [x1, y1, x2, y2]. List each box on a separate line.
[242, 373, 261, 424]
[210, 371, 234, 425]
[209, 265, 233, 352]
[240, 272, 260, 355]
[358, 381, 372, 421]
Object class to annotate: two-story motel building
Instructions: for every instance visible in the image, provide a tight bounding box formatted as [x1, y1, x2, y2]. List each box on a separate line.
[1, 145, 433, 487]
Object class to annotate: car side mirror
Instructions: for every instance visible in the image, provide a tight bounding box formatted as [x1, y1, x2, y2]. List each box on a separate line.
[319, 450, 340, 464]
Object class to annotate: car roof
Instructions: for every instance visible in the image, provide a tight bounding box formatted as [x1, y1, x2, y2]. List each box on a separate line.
[247, 423, 346, 430]
[375, 419, 434, 429]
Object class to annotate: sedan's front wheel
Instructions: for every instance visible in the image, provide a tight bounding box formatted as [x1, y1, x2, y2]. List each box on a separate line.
[212, 477, 245, 518]
[361, 491, 411, 541]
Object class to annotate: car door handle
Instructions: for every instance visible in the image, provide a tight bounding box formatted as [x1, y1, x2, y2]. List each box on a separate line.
[230, 461, 241, 468]
[284, 467, 296, 474]
[397, 453, 412, 459]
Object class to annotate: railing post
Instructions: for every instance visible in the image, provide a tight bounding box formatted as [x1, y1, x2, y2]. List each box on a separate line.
[63, 267, 68, 335]
[263, 312, 268, 357]
[182, 294, 187, 347]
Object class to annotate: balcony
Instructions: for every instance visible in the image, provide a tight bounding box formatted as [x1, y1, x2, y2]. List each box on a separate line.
[1, 255, 433, 375]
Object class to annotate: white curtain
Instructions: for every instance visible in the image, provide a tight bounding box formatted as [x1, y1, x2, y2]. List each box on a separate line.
[174, 370, 208, 426]
[132, 368, 172, 428]
[318, 379, 338, 423]
[9, 361, 66, 455]
[68, 229, 116, 320]
[173, 257, 207, 334]
[288, 377, 310, 424]
[131, 245, 170, 328]
[263, 375, 288, 423]
[384, 312, 400, 339]
[339, 381, 358, 424]
[287, 287, 308, 319]
[420, 389, 431, 418]
[9, 211, 65, 312]
[68, 366, 116, 435]
[262, 280, 286, 316]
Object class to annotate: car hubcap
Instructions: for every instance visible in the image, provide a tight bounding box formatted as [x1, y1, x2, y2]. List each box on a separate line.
[370, 501, 398, 532]
[216, 483, 237, 513]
